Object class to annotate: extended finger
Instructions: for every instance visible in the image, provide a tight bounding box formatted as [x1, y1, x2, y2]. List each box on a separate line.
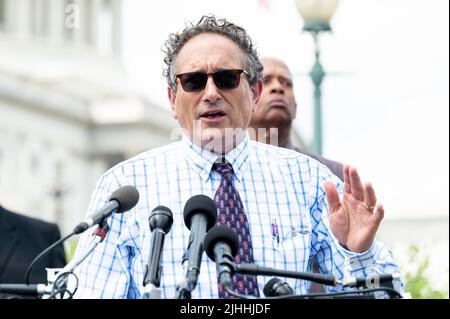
[349, 166, 365, 201]
[324, 181, 341, 214]
[343, 164, 351, 194]
[372, 203, 384, 225]
[364, 182, 377, 210]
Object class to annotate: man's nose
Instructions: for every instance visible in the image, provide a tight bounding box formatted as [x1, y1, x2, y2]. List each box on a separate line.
[202, 76, 221, 103]
[270, 80, 285, 94]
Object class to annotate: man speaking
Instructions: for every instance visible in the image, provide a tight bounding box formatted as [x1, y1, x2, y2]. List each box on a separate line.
[71, 15, 402, 299]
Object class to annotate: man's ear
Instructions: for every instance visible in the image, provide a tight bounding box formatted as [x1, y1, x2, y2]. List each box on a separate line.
[251, 79, 263, 112]
[168, 86, 178, 119]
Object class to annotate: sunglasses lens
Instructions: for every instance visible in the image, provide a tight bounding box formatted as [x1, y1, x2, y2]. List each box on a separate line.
[180, 73, 207, 92]
[177, 70, 245, 92]
[213, 70, 241, 90]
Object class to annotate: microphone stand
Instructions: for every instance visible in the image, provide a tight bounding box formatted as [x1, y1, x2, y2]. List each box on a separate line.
[174, 249, 192, 299]
[174, 195, 217, 299]
[0, 283, 53, 298]
[62, 227, 109, 274]
[142, 263, 162, 299]
[234, 263, 338, 287]
[142, 283, 162, 299]
[226, 263, 403, 299]
[142, 247, 163, 299]
[142, 207, 173, 299]
[48, 222, 110, 299]
[1, 250, 97, 299]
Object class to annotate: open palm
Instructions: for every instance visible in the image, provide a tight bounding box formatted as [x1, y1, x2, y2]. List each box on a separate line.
[324, 165, 384, 253]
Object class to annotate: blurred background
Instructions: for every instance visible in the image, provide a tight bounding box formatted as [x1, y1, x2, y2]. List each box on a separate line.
[0, 0, 448, 298]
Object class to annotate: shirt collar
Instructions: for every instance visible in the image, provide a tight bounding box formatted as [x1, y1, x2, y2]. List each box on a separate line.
[181, 132, 250, 183]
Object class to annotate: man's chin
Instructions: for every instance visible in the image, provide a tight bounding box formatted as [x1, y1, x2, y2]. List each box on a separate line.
[264, 108, 292, 124]
[193, 128, 246, 154]
[267, 106, 290, 116]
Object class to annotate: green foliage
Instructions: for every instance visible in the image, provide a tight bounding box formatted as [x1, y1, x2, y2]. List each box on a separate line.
[64, 238, 79, 263]
[403, 245, 448, 299]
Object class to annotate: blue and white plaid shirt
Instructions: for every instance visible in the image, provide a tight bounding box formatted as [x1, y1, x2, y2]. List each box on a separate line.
[72, 134, 402, 299]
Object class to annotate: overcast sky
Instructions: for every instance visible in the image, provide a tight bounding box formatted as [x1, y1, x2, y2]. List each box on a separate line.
[121, 0, 449, 220]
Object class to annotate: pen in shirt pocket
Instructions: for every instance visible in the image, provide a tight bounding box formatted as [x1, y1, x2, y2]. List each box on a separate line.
[271, 218, 280, 246]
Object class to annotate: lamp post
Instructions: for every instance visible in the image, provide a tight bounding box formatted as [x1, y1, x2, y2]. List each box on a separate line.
[294, 0, 339, 155]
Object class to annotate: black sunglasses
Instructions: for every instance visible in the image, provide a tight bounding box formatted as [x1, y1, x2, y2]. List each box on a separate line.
[176, 69, 249, 92]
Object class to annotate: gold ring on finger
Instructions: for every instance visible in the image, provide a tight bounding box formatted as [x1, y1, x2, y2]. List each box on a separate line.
[364, 203, 376, 211]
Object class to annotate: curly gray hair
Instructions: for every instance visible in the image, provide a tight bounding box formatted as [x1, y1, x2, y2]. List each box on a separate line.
[163, 15, 263, 92]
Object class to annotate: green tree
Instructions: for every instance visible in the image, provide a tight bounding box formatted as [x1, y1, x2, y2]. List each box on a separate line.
[64, 238, 79, 263]
[403, 245, 448, 299]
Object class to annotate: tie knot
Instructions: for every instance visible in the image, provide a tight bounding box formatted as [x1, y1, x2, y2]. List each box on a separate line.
[213, 162, 233, 179]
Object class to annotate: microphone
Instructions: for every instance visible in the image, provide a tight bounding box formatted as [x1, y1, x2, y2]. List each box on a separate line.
[73, 185, 139, 234]
[183, 195, 218, 291]
[343, 273, 402, 288]
[204, 226, 336, 288]
[92, 221, 110, 241]
[204, 224, 239, 289]
[59, 219, 109, 282]
[143, 206, 173, 290]
[25, 186, 139, 285]
[263, 277, 294, 297]
[0, 284, 51, 296]
[54, 221, 111, 295]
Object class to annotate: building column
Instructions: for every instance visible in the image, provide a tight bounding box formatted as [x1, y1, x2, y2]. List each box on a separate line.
[111, 0, 122, 57]
[49, 0, 64, 44]
[15, 0, 31, 42]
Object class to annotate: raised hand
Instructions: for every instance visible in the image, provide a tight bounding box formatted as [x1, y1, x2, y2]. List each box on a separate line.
[323, 164, 384, 253]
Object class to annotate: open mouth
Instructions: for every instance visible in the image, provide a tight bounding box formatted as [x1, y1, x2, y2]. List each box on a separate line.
[200, 111, 226, 120]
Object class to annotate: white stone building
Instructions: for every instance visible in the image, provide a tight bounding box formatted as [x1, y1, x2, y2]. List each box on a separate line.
[0, 0, 307, 235]
[0, 0, 178, 234]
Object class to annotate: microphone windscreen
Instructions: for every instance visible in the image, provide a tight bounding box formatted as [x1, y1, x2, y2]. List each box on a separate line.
[263, 277, 294, 297]
[263, 277, 282, 297]
[110, 185, 140, 213]
[204, 225, 239, 261]
[183, 195, 217, 230]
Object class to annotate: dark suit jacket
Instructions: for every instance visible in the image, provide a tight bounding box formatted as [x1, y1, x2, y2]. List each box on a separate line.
[0, 206, 66, 286]
[285, 143, 344, 181]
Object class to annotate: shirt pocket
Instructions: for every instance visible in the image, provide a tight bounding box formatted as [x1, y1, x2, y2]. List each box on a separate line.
[270, 228, 311, 294]
[274, 227, 311, 271]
